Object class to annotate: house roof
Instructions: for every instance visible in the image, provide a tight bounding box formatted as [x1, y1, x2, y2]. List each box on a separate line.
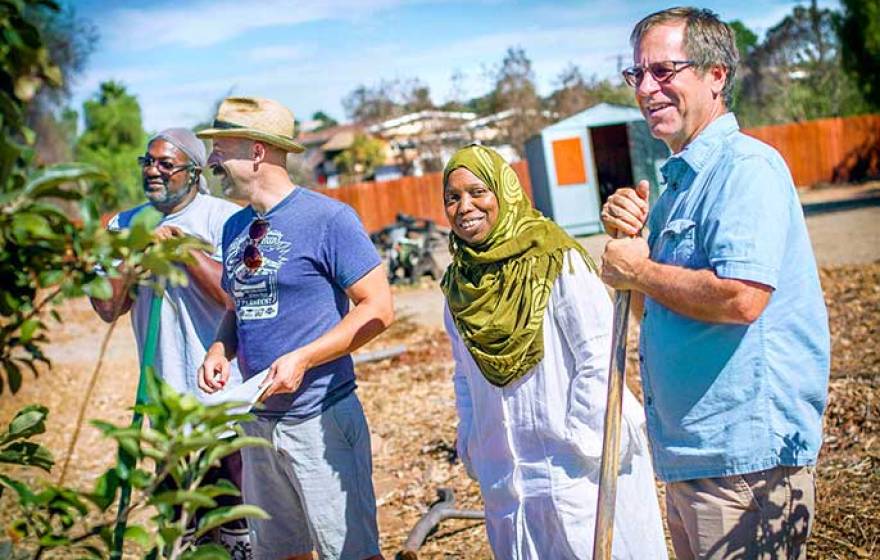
[368, 110, 477, 133]
[321, 130, 357, 152]
[297, 123, 361, 147]
[542, 102, 644, 132]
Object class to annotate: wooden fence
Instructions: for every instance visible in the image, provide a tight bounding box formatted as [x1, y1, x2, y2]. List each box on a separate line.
[743, 114, 880, 187]
[315, 160, 532, 233]
[315, 114, 878, 231]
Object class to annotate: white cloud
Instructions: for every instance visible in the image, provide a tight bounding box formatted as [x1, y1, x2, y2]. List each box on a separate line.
[100, 0, 414, 51]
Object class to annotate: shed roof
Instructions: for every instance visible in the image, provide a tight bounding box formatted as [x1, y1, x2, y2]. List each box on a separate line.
[542, 102, 644, 132]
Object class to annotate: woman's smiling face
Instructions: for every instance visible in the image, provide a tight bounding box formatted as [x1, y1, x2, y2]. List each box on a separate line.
[443, 167, 499, 246]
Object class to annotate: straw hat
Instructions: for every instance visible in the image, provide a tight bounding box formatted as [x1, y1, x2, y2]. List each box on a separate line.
[196, 96, 305, 153]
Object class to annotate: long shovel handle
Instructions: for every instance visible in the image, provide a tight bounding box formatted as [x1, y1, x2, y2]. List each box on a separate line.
[110, 289, 163, 559]
[592, 234, 635, 560]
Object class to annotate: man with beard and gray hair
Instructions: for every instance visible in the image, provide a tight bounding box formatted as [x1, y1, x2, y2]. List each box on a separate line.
[89, 128, 252, 558]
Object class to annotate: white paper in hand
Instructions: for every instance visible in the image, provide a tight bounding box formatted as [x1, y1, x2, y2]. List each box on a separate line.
[201, 369, 270, 416]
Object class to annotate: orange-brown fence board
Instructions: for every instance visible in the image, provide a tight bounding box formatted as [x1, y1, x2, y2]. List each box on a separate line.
[315, 115, 879, 231]
[315, 159, 533, 233]
[743, 114, 880, 187]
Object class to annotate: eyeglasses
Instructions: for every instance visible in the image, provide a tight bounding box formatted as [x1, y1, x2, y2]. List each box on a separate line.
[622, 60, 694, 88]
[243, 218, 270, 271]
[137, 155, 193, 175]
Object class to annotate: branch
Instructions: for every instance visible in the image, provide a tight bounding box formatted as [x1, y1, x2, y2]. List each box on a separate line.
[57, 315, 120, 485]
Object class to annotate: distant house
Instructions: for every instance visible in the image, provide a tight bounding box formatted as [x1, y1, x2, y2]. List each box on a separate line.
[296, 108, 550, 185]
[297, 124, 358, 186]
[368, 110, 477, 175]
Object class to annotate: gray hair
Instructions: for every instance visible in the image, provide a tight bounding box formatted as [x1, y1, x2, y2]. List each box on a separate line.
[149, 127, 209, 193]
[630, 6, 739, 108]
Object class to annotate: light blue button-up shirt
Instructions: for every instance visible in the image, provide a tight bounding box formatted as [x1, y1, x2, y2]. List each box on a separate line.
[639, 113, 830, 482]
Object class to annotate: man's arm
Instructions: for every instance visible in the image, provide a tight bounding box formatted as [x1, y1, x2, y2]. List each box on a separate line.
[259, 265, 394, 399]
[89, 274, 134, 323]
[154, 225, 230, 308]
[185, 250, 230, 308]
[602, 237, 771, 325]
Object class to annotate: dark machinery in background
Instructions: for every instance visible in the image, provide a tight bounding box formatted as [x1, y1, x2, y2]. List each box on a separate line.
[371, 214, 446, 284]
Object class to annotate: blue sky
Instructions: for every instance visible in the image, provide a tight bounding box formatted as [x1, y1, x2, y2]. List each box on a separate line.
[68, 0, 840, 134]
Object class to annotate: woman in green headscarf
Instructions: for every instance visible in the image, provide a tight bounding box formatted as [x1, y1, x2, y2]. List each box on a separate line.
[441, 144, 666, 559]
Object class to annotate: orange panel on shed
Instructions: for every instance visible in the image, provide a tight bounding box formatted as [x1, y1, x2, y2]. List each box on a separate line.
[552, 137, 587, 186]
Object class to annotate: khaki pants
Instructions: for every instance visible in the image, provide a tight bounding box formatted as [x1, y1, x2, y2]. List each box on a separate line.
[665, 466, 815, 560]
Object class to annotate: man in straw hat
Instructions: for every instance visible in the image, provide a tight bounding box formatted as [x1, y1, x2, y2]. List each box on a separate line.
[89, 127, 252, 557]
[198, 97, 392, 560]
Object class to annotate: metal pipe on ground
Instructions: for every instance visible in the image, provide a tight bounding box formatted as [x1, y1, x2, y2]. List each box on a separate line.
[397, 487, 484, 559]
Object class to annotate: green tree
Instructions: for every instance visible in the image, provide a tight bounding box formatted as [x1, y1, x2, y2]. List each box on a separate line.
[333, 133, 386, 183]
[727, 19, 758, 111]
[1, 376, 270, 558]
[24, 3, 97, 167]
[549, 63, 592, 118]
[342, 80, 400, 123]
[441, 69, 469, 112]
[737, 0, 869, 126]
[311, 110, 338, 130]
[76, 81, 148, 211]
[342, 77, 435, 123]
[728, 19, 759, 57]
[400, 78, 434, 113]
[838, 0, 880, 109]
[0, 3, 268, 558]
[489, 46, 546, 156]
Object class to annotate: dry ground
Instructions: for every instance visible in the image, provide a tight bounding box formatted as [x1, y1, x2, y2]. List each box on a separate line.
[1, 204, 878, 559]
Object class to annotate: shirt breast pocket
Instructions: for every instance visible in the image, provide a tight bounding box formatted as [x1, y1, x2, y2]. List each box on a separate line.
[656, 218, 697, 266]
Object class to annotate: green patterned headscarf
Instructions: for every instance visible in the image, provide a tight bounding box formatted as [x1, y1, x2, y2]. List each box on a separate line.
[441, 144, 595, 387]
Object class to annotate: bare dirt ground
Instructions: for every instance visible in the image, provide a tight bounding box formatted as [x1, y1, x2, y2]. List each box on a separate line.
[1, 197, 878, 559]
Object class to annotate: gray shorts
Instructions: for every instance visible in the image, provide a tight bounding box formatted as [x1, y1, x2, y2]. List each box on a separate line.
[241, 392, 380, 559]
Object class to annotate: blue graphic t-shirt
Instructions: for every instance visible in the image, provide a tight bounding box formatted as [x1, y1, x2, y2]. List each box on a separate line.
[221, 187, 381, 420]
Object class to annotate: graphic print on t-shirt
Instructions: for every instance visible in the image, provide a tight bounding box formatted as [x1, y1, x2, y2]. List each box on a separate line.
[225, 225, 291, 320]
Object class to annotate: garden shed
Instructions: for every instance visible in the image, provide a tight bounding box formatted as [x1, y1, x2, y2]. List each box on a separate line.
[525, 103, 670, 235]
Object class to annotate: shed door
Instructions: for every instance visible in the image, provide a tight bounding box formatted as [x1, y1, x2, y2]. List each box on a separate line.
[590, 124, 634, 205]
[542, 129, 601, 236]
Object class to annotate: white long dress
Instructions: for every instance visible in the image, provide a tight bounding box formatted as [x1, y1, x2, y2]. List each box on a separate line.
[445, 251, 668, 559]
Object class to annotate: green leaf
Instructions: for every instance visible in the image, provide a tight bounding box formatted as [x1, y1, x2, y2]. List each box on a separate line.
[195, 479, 240, 499]
[124, 525, 151, 548]
[82, 276, 112, 300]
[19, 318, 40, 343]
[38, 270, 65, 287]
[158, 525, 184, 545]
[204, 436, 271, 466]
[4, 360, 22, 394]
[4, 404, 48, 441]
[14, 76, 41, 102]
[180, 543, 230, 559]
[150, 489, 217, 509]
[38, 533, 71, 547]
[193, 505, 269, 539]
[0, 442, 54, 471]
[88, 469, 120, 510]
[79, 197, 99, 228]
[43, 64, 62, 87]
[0, 473, 37, 502]
[12, 212, 53, 239]
[131, 205, 162, 230]
[25, 163, 105, 197]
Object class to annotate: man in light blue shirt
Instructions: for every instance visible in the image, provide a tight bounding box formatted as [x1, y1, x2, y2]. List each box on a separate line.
[600, 7, 829, 560]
